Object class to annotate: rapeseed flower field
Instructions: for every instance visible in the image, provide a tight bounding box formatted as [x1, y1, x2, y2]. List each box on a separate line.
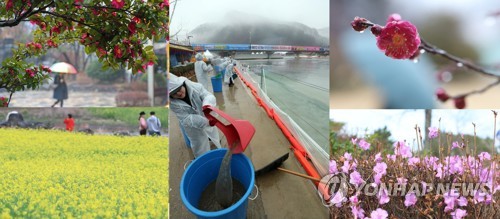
[0, 129, 168, 218]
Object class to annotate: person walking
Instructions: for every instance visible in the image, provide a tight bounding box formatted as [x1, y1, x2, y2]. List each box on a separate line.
[64, 114, 75, 132]
[194, 53, 213, 90]
[147, 111, 161, 136]
[138, 111, 148, 136]
[224, 61, 237, 87]
[51, 74, 68, 107]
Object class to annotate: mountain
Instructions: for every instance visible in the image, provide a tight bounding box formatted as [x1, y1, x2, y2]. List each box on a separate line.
[188, 12, 329, 47]
[317, 27, 329, 39]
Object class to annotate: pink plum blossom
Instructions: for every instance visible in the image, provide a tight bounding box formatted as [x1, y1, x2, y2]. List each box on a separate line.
[376, 14, 420, 59]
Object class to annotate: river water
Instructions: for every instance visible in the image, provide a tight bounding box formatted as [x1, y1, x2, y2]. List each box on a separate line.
[240, 57, 329, 152]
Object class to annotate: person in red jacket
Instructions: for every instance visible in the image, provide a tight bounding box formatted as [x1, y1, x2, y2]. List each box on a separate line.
[64, 114, 75, 132]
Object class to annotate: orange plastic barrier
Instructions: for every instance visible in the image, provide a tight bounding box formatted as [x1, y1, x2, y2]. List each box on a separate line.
[235, 67, 321, 185]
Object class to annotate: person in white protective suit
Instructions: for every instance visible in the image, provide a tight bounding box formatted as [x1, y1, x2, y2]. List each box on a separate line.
[194, 53, 213, 90]
[168, 73, 221, 158]
[224, 60, 237, 87]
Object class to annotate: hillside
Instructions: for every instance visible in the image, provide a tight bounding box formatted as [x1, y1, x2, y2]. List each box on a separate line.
[189, 11, 329, 47]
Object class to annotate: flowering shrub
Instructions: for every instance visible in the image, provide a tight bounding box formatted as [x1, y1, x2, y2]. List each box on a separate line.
[351, 14, 500, 109]
[0, 96, 8, 107]
[0, 129, 168, 218]
[0, 1, 169, 106]
[328, 117, 499, 218]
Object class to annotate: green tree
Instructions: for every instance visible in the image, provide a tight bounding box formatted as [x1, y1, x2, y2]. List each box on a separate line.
[86, 59, 124, 83]
[0, 0, 169, 106]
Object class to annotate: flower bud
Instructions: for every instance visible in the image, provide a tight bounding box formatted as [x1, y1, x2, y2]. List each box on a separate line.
[453, 96, 466, 109]
[351, 17, 369, 32]
[435, 88, 449, 102]
[370, 25, 383, 36]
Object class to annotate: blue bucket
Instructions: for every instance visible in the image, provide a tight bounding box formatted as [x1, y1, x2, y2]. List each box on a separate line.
[179, 122, 191, 148]
[211, 77, 223, 93]
[181, 149, 255, 219]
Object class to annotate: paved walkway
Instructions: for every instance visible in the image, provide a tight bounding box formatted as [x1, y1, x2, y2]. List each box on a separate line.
[3, 90, 117, 107]
[169, 76, 328, 218]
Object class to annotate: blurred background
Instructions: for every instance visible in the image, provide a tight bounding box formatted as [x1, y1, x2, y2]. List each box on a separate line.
[330, 0, 500, 109]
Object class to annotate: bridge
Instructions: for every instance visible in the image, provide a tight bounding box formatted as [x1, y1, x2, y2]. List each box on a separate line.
[190, 43, 329, 59]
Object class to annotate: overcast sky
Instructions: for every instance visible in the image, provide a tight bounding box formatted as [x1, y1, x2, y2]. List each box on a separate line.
[170, 0, 329, 39]
[330, 110, 500, 148]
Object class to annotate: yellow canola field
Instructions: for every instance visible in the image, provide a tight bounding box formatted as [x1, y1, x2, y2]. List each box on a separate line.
[0, 129, 168, 218]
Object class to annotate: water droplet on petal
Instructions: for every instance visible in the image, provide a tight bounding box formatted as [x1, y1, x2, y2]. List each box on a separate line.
[413, 59, 419, 63]
[419, 49, 425, 54]
[359, 31, 364, 33]
[457, 63, 463, 67]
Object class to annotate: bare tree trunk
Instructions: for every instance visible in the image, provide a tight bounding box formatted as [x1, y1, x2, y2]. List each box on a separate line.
[424, 109, 432, 153]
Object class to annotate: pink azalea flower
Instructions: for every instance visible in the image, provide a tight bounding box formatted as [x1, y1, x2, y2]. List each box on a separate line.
[394, 141, 412, 158]
[450, 209, 467, 219]
[351, 205, 365, 219]
[444, 190, 459, 212]
[376, 14, 421, 59]
[404, 192, 417, 207]
[457, 196, 467, 207]
[407, 157, 420, 167]
[378, 188, 390, 205]
[342, 160, 351, 173]
[374, 152, 382, 163]
[428, 127, 438, 139]
[358, 139, 371, 150]
[128, 21, 137, 34]
[386, 154, 396, 162]
[344, 152, 352, 161]
[397, 177, 407, 186]
[330, 192, 346, 207]
[370, 208, 388, 219]
[451, 141, 463, 149]
[351, 137, 358, 145]
[349, 195, 359, 205]
[373, 162, 387, 175]
[478, 152, 491, 161]
[329, 160, 338, 174]
[349, 171, 365, 187]
[374, 173, 383, 185]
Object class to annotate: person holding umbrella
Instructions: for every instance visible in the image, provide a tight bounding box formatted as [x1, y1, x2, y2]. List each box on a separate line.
[49, 62, 77, 107]
[51, 74, 68, 107]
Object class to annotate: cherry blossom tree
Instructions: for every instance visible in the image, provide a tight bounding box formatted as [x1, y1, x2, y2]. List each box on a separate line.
[0, 0, 169, 106]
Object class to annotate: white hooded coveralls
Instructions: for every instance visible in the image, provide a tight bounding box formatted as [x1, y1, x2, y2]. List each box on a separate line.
[168, 73, 221, 157]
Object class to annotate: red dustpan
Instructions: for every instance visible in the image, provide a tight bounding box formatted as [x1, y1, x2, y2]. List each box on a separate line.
[203, 105, 255, 154]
